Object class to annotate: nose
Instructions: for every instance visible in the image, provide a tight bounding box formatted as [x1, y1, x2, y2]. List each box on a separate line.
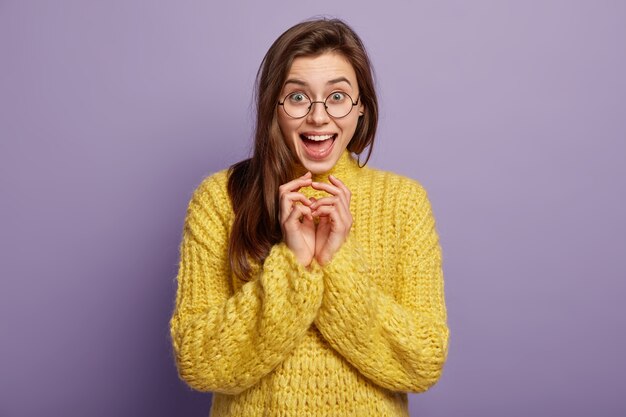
[307, 101, 330, 125]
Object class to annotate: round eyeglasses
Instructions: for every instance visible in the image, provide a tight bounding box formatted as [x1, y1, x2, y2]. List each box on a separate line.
[278, 91, 360, 119]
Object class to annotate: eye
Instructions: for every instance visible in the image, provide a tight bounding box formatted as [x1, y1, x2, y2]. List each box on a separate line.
[288, 92, 308, 103]
[328, 92, 347, 102]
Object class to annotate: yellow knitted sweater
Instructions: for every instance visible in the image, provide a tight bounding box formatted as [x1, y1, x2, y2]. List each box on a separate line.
[169, 150, 449, 417]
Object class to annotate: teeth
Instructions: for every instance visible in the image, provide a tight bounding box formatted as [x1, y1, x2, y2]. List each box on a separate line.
[302, 134, 334, 141]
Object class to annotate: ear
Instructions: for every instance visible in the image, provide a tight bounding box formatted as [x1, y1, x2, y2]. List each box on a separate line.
[358, 101, 365, 117]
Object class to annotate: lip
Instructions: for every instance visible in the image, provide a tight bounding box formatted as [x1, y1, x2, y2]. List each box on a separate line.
[299, 133, 337, 160]
[300, 131, 337, 135]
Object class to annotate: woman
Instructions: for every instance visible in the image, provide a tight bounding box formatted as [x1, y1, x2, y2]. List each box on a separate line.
[169, 18, 449, 416]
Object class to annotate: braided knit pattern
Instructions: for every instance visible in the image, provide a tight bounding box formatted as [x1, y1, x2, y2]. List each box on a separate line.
[169, 150, 449, 417]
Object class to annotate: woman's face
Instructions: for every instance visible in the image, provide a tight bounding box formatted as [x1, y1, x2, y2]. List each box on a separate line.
[277, 52, 364, 175]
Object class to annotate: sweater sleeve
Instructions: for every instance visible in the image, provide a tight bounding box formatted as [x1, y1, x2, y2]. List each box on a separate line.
[169, 174, 324, 395]
[313, 180, 449, 393]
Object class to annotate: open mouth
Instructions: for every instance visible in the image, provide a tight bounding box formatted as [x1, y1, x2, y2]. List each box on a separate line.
[299, 133, 337, 159]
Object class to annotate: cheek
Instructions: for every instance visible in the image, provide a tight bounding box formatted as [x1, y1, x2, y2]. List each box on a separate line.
[276, 117, 299, 152]
[277, 112, 294, 133]
[340, 116, 360, 137]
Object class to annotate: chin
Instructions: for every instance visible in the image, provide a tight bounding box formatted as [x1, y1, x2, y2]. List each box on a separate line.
[295, 150, 343, 176]
[301, 160, 335, 175]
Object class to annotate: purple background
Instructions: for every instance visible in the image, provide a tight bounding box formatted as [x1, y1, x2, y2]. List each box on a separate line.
[1, 1, 625, 416]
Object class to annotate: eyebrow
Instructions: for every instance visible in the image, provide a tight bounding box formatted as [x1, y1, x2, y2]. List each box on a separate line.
[283, 77, 353, 88]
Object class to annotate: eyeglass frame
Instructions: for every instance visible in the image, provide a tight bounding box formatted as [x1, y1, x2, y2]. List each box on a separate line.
[277, 91, 361, 119]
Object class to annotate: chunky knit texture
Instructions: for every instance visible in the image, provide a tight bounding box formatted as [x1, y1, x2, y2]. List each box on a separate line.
[169, 150, 449, 417]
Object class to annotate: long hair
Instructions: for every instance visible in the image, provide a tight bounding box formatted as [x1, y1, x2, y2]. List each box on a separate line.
[227, 18, 379, 280]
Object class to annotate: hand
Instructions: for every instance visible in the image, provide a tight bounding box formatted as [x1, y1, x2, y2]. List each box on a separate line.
[310, 175, 353, 266]
[279, 172, 316, 267]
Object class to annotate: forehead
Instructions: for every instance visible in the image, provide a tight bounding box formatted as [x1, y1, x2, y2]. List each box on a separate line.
[285, 52, 358, 86]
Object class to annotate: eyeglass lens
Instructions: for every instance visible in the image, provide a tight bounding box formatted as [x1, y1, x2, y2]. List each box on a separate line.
[282, 92, 356, 118]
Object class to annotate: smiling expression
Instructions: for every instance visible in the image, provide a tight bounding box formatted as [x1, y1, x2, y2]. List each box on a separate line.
[277, 52, 364, 175]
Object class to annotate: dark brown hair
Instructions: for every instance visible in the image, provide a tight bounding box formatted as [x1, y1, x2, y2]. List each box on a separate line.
[227, 18, 379, 280]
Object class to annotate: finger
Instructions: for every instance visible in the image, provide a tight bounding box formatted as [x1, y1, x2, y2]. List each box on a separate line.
[281, 192, 313, 206]
[309, 196, 337, 208]
[313, 206, 350, 229]
[310, 196, 352, 222]
[279, 173, 312, 194]
[311, 205, 349, 233]
[280, 192, 312, 223]
[310, 180, 341, 196]
[328, 175, 352, 213]
[311, 178, 351, 212]
[329, 175, 352, 203]
[284, 203, 313, 229]
[311, 182, 348, 213]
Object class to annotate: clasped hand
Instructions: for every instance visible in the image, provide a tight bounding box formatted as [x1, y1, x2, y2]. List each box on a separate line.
[279, 171, 353, 267]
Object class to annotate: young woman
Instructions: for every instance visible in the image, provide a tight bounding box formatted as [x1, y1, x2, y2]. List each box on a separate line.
[169, 18, 449, 416]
